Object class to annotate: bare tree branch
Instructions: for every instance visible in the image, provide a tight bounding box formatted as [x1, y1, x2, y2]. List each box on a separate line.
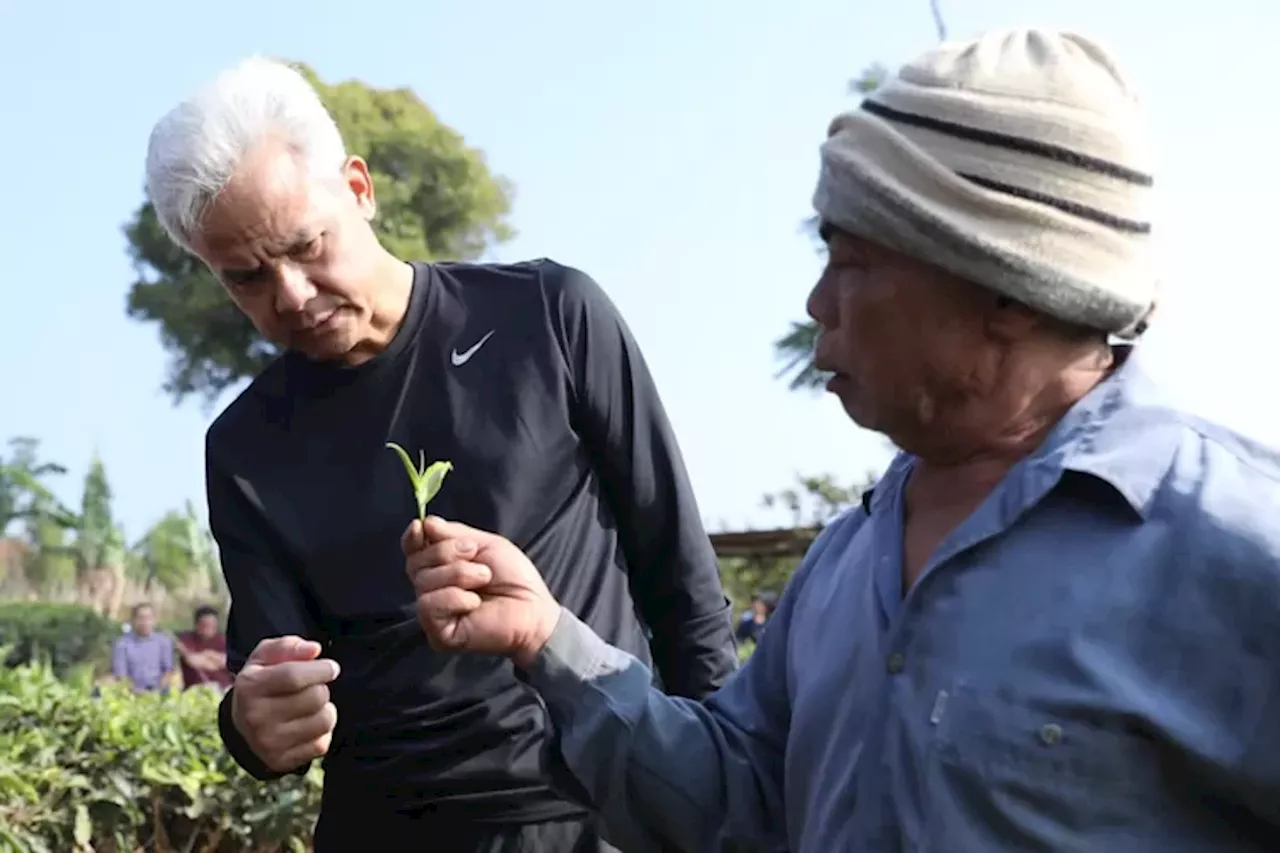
[930, 0, 948, 42]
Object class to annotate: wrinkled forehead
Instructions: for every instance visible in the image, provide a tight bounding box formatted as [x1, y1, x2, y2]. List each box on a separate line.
[193, 146, 328, 261]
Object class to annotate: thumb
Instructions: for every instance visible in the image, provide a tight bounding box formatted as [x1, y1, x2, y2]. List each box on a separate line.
[422, 515, 497, 547]
[400, 518, 424, 556]
[247, 635, 322, 667]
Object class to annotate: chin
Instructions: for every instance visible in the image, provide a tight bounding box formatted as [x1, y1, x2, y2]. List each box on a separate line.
[290, 318, 357, 361]
[830, 382, 878, 431]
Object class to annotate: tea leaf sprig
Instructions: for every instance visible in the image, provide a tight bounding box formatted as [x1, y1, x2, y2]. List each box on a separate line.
[385, 442, 453, 523]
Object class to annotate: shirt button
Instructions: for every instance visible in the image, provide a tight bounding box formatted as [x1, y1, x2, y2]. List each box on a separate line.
[1039, 723, 1063, 746]
[886, 652, 905, 674]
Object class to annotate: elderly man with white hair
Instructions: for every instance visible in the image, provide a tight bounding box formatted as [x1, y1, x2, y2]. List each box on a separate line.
[143, 56, 740, 851]
[403, 29, 1280, 852]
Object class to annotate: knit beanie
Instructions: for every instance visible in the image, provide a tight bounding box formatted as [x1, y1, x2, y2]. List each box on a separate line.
[812, 29, 1157, 337]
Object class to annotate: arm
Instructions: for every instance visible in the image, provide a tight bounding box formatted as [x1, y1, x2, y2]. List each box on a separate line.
[550, 262, 737, 699]
[108, 638, 128, 682]
[521, 520, 841, 852]
[206, 444, 323, 780]
[161, 635, 179, 689]
[175, 635, 225, 673]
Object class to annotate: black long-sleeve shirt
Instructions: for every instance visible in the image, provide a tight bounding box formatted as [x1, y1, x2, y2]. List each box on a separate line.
[206, 258, 737, 825]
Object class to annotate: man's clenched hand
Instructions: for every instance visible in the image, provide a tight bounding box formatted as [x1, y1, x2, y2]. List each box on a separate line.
[230, 636, 340, 773]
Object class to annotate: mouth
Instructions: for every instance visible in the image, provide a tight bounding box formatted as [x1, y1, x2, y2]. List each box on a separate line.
[295, 308, 341, 335]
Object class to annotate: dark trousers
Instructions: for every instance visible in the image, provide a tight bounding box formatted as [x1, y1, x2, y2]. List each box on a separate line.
[313, 812, 622, 852]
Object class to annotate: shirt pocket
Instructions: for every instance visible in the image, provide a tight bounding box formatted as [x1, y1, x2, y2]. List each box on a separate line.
[926, 684, 1166, 850]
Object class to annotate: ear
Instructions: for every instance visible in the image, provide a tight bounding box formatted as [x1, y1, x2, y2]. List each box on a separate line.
[985, 295, 1040, 343]
[340, 155, 377, 221]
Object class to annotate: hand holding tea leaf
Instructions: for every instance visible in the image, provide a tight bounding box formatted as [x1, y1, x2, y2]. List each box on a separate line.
[402, 517, 562, 666]
[386, 442, 453, 522]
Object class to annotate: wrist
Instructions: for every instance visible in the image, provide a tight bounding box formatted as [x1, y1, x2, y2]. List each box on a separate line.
[513, 603, 563, 669]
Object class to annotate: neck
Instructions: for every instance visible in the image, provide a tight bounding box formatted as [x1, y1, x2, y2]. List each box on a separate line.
[345, 253, 415, 365]
[905, 344, 1116, 500]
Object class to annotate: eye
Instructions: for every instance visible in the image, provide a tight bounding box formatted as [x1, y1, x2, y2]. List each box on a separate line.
[294, 234, 325, 261]
[223, 267, 267, 290]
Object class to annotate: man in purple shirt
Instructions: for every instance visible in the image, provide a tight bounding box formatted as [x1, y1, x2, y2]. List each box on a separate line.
[110, 602, 178, 693]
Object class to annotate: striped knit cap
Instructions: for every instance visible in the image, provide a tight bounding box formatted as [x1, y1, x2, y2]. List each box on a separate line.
[813, 29, 1156, 337]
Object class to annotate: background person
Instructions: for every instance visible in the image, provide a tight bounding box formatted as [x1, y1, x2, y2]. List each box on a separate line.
[175, 604, 232, 691]
[108, 602, 178, 694]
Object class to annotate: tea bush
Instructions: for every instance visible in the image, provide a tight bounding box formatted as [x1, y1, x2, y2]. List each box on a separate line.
[0, 601, 119, 677]
[0, 657, 322, 852]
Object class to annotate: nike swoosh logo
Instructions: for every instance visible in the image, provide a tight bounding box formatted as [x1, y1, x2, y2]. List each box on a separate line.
[451, 330, 495, 366]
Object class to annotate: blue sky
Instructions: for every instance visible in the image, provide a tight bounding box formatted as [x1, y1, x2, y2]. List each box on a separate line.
[2, 0, 1276, 541]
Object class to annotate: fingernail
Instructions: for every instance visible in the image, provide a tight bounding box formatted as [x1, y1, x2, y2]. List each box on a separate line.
[329, 661, 341, 680]
[456, 540, 476, 555]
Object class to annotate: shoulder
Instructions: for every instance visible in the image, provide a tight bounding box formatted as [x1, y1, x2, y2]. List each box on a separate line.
[432, 257, 599, 301]
[779, 507, 869, 602]
[205, 358, 293, 464]
[1141, 411, 1280, 640]
[1156, 411, 1280, 545]
[477, 257, 612, 316]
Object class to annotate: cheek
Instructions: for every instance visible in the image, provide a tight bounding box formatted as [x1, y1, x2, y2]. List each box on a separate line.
[836, 290, 892, 358]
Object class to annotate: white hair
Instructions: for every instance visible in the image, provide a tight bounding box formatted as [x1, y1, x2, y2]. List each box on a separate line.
[144, 56, 348, 250]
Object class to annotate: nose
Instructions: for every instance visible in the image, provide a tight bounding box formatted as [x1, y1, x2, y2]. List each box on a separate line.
[274, 264, 318, 314]
[806, 268, 835, 327]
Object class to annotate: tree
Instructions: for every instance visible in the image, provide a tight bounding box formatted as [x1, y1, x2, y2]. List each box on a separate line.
[718, 472, 875, 609]
[772, 2, 947, 391]
[0, 437, 71, 537]
[124, 61, 517, 408]
[128, 500, 220, 597]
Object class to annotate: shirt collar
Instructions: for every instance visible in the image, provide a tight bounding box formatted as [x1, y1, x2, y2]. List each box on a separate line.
[860, 346, 1179, 520]
[1029, 345, 1180, 520]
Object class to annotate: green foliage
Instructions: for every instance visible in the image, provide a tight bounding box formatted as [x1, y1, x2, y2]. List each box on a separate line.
[718, 473, 873, 612]
[0, 602, 119, 677]
[719, 555, 801, 617]
[130, 502, 219, 596]
[0, 437, 73, 538]
[76, 454, 120, 575]
[0, 659, 321, 852]
[385, 443, 452, 523]
[124, 59, 516, 407]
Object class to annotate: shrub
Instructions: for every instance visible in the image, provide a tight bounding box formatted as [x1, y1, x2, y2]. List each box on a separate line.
[0, 601, 119, 676]
[0, 658, 322, 852]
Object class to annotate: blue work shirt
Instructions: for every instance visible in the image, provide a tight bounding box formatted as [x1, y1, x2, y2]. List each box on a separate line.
[524, 349, 1280, 851]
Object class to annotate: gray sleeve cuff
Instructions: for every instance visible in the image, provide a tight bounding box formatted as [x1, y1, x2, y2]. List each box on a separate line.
[522, 606, 628, 695]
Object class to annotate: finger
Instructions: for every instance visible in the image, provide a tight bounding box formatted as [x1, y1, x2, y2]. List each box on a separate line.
[242, 684, 332, 737]
[410, 560, 492, 597]
[260, 702, 338, 757]
[406, 539, 479, 576]
[400, 518, 424, 557]
[246, 635, 323, 667]
[241, 659, 340, 697]
[272, 709, 337, 772]
[416, 587, 482, 623]
[422, 515, 496, 547]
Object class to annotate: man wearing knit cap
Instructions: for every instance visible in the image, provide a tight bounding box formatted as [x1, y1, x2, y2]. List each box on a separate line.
[402, 29, 1280, 851]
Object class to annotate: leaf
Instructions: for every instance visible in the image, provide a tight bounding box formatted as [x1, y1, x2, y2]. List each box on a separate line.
[421, 461, 453, 507]
[73, 803, 91, 848]
[385, 442, 419, 485]
[385, 443, 453, 522]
